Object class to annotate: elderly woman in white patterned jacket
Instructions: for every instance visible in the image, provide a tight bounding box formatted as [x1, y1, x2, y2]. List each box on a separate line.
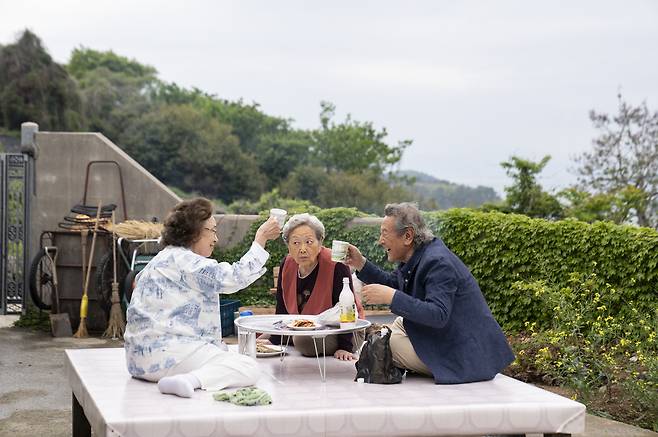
[124, 197, 280, 398]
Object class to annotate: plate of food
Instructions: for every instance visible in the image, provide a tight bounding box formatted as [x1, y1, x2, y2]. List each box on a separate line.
[256, 343, 285, 357]
[286, 319, 320, 330]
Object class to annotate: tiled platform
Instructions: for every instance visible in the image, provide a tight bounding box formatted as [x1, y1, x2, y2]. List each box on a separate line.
[66, 347, 585, 436]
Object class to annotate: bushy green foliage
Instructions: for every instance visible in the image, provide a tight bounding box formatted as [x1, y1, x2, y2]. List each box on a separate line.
[430, 209, 658, 331]
[228, 189, 320, 215]
[280, 168, 413, 214]
[508, 274, 658, 431]
[120, 104, 265, 202]
[312, 101, 410, 174]
[0, 30, 84, 131]
[68, 47, 157, 80]
[483, 155, 563, 220]
[13, 304, 51, 332]
[0, 31, 482, 214]
[69, 48, 157, 141]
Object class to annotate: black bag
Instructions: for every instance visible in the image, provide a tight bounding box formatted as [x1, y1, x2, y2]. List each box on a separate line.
[354, 325, 404, 384]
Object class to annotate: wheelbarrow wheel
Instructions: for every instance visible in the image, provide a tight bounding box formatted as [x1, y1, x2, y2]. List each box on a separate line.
[96, 252, 128, 318]
[122, 269, 138, 307]
[29, 249, 54, 310]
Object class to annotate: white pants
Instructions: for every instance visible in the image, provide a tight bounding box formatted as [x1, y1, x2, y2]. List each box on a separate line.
[140, 343, 260, 391]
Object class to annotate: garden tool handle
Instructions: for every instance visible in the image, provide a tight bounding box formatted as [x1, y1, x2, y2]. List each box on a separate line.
[80, 202, 102, 318]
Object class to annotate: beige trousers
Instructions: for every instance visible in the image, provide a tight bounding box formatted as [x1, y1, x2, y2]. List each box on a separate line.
[389, 316, 432, 377]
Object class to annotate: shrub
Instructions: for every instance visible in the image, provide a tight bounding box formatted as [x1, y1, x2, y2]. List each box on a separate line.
[427, 209, 658, 331]
[507, 274, 657, 431]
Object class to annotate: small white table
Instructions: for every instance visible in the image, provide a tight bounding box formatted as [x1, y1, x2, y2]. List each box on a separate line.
[234, 314, 371, 382]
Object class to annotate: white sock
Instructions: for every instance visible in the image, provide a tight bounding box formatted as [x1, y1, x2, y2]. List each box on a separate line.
[158, 373, 201, 398]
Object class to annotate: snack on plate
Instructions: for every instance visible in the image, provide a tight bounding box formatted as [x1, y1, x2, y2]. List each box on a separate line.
[256, 343, 280, 354]
[292, 319, 316, 328]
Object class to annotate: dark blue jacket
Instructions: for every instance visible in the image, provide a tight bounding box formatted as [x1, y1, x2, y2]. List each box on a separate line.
[358, 238, 514, 384]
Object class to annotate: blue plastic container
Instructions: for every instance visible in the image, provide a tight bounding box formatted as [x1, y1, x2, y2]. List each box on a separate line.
[219, 299, 241, 336]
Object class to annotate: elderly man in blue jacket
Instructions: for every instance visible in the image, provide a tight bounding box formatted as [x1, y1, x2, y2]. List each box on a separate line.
[346, 202, 514, 384]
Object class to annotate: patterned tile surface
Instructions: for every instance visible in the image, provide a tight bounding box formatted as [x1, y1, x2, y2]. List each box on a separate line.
[65, 348, 585, 436]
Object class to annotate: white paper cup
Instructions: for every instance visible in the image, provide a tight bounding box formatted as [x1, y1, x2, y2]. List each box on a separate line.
[269, 208, 287, 228]
[331, 240, 349, 262]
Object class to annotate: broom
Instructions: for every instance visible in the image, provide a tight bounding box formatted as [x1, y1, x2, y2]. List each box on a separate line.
[74, 202, 102, 338]
[103, 211, 125, 339]
[105, 220, 163, 240]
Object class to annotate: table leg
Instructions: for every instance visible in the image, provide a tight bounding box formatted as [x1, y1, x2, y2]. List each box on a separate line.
[72, 393, 91, 437]
[279, 335, 292, 376]
[281, 335, 292, 362]
[322, 337, 326, 382]
[311, 336, 327, 382]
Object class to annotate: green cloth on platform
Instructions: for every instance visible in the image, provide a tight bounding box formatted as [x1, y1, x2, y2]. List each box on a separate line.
[213, 387, 272, 406]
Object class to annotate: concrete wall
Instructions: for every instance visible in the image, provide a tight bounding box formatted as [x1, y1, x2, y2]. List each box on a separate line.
[214, 214, 259, 249]
[32, 131, 180, 243]
[213, 215, 383, 250]
[28, 129, 181, 330]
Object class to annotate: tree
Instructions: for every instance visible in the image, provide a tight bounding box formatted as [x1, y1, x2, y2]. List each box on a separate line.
[279, 165, 330, 204]
[280, 166, 413, 214]
[311, 102, 411, 174]
[67, 47, 157, 80]
[0, 30, 84, 131]
[492, 155, 563, 219]
[152, 87, 307, 189]
[197, 98, 292, 156]
[558, 186, 645, 224]
[68, 48, 157, 141]
[317, 172, 412, 213]
[574, 94, 658, 228]
[120, 104, 265, 202]
[256, 131, 313, 186]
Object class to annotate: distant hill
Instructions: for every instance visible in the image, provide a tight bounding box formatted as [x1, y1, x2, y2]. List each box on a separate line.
[397, 170, 501, 209]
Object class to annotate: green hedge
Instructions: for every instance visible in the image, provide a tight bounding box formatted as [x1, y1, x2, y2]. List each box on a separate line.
[430, 209, 658, 330]
[216, 208, 658, 332]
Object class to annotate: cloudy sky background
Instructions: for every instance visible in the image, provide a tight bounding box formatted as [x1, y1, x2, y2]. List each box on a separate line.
[2, 0, 657, 195]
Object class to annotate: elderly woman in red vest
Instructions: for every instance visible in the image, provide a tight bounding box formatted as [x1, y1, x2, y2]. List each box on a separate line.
[269, 213, 364, 361]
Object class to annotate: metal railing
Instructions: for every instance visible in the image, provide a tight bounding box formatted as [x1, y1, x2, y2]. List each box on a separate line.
[1, 153, 31, 314]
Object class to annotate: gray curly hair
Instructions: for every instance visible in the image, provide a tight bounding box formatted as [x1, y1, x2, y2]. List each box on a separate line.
[282, 213, 326, 243]
[384, 202, 434, 249]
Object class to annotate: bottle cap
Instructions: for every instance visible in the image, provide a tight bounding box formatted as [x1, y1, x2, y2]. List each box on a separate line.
[239, 310, 254, 316]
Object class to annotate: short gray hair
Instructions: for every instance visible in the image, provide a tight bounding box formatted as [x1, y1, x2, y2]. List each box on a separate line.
[384, 202, 434, 248]
[282, 213, 326, 243]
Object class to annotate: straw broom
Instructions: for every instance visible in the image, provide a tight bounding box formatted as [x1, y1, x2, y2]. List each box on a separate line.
[103, 211, 125, 339]
[74, 202, 102, 338]
[105, 220, 163, 240]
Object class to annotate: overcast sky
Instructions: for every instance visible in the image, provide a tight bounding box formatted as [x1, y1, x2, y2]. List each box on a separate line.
[2, 0, 657, 195]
